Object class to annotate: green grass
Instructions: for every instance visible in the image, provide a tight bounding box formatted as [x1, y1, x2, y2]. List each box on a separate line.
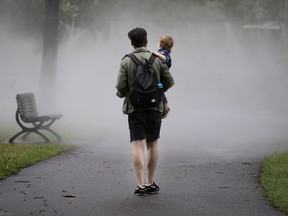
[0, 143, 73, 180]
[261, 151, 288, 214]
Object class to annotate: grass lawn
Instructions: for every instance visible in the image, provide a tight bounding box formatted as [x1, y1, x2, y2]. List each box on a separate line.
[261, 151, 288, 214]
[0, 143, 73, 180]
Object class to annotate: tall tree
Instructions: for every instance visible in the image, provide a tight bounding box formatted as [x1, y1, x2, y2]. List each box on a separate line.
[40, 0, 60, 111]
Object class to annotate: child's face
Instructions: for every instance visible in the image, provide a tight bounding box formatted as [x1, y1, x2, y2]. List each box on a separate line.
[157, 42, 161, 49]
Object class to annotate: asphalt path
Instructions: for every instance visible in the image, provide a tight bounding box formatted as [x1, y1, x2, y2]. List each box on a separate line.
[0, 110, 287, 216]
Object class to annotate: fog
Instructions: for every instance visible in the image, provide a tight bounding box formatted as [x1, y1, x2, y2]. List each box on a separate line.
[1, 4, 288, 156]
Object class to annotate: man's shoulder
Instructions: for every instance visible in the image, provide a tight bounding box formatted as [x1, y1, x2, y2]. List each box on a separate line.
[133, 47, 150, 53]
[133, 49, 152, 59]
[122, 48, 150, 61]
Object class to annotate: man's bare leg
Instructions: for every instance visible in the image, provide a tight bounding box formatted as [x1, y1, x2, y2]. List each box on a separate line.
[132, 140, 146, 186]
[146, 140, 158, 185]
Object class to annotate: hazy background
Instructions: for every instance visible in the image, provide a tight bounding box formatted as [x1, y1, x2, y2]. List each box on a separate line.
[1, 0, 288, 155]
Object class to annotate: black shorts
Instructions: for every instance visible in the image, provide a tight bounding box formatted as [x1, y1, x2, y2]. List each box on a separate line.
[128, 110, 162, 143]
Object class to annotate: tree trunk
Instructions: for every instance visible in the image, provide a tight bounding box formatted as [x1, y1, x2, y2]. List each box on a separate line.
[40, 0, 60, 112]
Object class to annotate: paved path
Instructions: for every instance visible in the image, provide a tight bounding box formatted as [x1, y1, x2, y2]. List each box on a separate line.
[1, 110, 288, 216]
[0, 136, 286, 216]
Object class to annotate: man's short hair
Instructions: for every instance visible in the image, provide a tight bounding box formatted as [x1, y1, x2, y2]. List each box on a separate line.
[128, 27, 147, 48]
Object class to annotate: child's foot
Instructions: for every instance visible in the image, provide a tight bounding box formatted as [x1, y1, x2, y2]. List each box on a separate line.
[162, 107, 170, 119]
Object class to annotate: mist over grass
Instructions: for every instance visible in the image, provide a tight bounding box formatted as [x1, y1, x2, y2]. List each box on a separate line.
[1, 4, 288, 149]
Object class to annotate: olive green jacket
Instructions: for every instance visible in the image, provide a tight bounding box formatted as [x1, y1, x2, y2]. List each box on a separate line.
[116, 47, 175, 114]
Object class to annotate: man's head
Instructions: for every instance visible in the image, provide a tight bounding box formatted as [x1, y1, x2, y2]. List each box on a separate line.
[128, 27, 147, 48]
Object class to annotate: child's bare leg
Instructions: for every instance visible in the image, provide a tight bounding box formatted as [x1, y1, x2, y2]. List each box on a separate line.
[164, 103, 169, 110]
[162, 103, 170, 119]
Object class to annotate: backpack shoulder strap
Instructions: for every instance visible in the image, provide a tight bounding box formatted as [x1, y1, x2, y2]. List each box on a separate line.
[126, 53, 141, 66]
[148, 53, 156, 64]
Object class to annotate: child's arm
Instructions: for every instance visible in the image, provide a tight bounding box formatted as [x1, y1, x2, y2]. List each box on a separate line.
[153, 51, 167, 61]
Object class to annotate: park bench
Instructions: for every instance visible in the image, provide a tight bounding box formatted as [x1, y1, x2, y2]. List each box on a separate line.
[9, 93, 63, 144]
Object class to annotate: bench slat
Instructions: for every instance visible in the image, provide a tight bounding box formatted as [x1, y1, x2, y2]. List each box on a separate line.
[17, 93, 38, 121]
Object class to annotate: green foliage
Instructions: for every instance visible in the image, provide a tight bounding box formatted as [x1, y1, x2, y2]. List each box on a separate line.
[2, 0, 288, 33]
[261, 151, 288, 214]
[58, 0, 288, 26]
[60, 0, 117, 27]
[0, 144, 73, 180]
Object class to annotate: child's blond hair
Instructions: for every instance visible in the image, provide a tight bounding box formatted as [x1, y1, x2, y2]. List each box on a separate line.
[159, 35, 174, 52]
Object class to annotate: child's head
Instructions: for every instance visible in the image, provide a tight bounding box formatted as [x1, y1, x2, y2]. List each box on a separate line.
[158, 35, 174, 52]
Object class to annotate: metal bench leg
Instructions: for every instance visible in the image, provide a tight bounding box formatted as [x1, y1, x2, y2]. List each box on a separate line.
[22, 131, 51, 144]
[9, 131, 26, 144]
[46, 128, 62, 142]
[9, 130, 51, 144]
[32, 131, 51, 144]
[22, 132, 31, 141]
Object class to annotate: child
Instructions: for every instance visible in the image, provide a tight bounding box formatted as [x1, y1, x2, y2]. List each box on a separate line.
[153, 35, 174, 119]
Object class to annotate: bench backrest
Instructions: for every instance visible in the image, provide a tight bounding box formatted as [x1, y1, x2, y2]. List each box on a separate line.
[16, 93, 38, 121]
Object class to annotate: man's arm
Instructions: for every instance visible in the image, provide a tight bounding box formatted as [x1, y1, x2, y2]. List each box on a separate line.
[160, 64, 175, 92]
[116, 60, 129, 98]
